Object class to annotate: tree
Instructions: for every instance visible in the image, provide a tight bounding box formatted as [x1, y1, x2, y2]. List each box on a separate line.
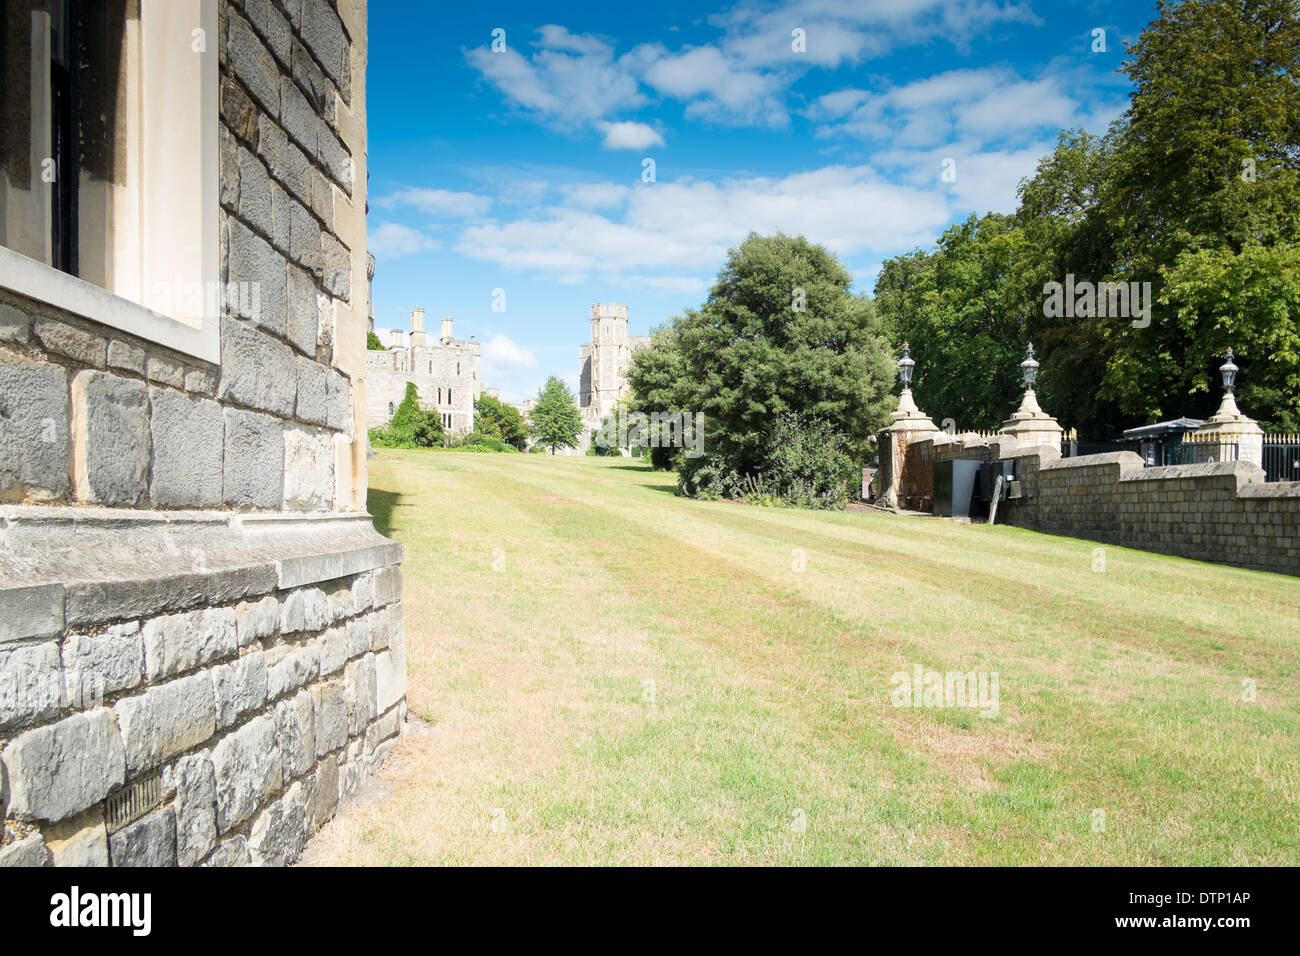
[1099, 0, 1300, 426]
[529, 376, 583, 453]
[474, 394, 529, 450]
[874, 0, 1300, 434]
[367, 330, 385, 350]
[370, 381, 444, 448]
[874, 214, 1037, 431]
[634, 233, 895, 498]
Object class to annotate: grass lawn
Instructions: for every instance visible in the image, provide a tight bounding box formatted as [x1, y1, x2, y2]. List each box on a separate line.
[306, 450, 1300, 865]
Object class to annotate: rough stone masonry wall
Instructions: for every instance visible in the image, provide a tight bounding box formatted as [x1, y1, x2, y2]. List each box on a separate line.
[0, 0, 405, 866]
[0, 0, 370, 513]
[997, 448, 1300, 576]
[0, 512, 405, 867]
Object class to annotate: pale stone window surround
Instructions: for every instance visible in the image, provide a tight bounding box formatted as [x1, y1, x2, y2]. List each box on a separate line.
[0, 0, 220, 365]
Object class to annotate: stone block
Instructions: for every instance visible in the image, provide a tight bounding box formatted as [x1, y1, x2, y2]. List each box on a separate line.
[217, 316, 295, 416]
[295, 355, 329, 425]
[109, 808, 176, 867]
[211, 714, 282, 834]
[235, 595, 280, 647]
[313, 680, 347, 755]
[325, 369, 350, 433]
[142, 607, 238, 682]
[291, 36, 332, 118]
[372, 565, 402, 606]
[227, 11, 280, 118]
[237, 145, 275, 240]
[44, 810, 109, 866]
[224, 407, 285, 509]
[350, 572, 374, 613]
[343, 654, 375, 736]
[319, 626, 347, 675]
[226, 221, 288, 338]
[173, 752, 217, 866]
[107, 339, 146, 375]
[0, 832, 48, 867]
[248, 779, 307, 866]
[322, 231, 351, 298]
[375, 641, 406, 715]
[114, 673, 217, 774]
[326, 583, 354, 622]
[33, 317, 105, 366]
[212, 651, 269, 729]
[299, 0, 347, 88]
[0, 300, 29, 342]
[0, 585, 64, 645]
[280, 75, 321, 159]
[145, 353, 186, 388]
[2, 709, 126, 822]
[266, 642, 319, 699]
[63, 621, 144, 704]
[245, 0, 292, 65]
[283, 424, 334, 510]
[149, 387, 224, 508]
[0, 351, 69, 501]
[280, 586, 330, 634]
[287, 265, 321, 356]
[289, 195, 324, 277]
[308, 755, 339, 829]
[202, 836, 251, 866]
[274, 688, 316, 778]
[70, 371, 150, 506]
[0, 641, 62, 731]
[346, 615, 370, 658]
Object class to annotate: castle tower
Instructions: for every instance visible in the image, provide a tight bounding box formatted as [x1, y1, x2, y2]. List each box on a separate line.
[409, 307, 426, 349]
[589, 303, 630, 421]
[441, 315, 454, 345]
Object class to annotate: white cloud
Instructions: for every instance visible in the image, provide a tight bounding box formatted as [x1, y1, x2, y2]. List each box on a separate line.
[463, 2, 1041, 139]
[377, 187, 492, 219]
[817, 66, 1100, 150]
[464, 30, 646, 129]
[368, 223, 438, 259]
[598, 120, 665, 150]
[481, 334, 539, 382]
[456, 165, 951, 285]
[562, 182, 632, 210]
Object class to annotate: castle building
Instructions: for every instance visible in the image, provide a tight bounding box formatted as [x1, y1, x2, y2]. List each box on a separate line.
[365, 308, 480, 435]
[579, 303, 647, 424]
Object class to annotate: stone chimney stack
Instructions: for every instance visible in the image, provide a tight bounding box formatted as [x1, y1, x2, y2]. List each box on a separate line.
[389, 328, 406, 350]
[441, 316, 454, 344]
[409, 308, 427, 348]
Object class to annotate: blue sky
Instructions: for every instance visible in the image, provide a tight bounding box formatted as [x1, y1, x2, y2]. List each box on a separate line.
[366, 0, 1148, 402]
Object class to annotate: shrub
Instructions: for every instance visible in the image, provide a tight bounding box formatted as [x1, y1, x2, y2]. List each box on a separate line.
[676, 413, 855, 509]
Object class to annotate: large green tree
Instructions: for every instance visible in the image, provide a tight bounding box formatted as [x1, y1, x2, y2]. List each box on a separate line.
[529, 376, 583, 453]
[875, 0, 1300, 433]
[1100, 0, 1300, 428]
[632, 232, 896, 490]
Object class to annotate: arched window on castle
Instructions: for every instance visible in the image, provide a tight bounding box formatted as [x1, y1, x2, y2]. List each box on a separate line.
[437, 387, 441, 404]
[457, 361, 460, 375]
[448, 388, 452, 404]
[388, 402, 394, 416]
[428, 361, 432, 374]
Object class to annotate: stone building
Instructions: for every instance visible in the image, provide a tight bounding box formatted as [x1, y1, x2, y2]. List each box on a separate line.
[365, 308, 480, 435]
[579, 302, 647, 426]
[0, 0, 404, 867]
[559, 302, 645, 454]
